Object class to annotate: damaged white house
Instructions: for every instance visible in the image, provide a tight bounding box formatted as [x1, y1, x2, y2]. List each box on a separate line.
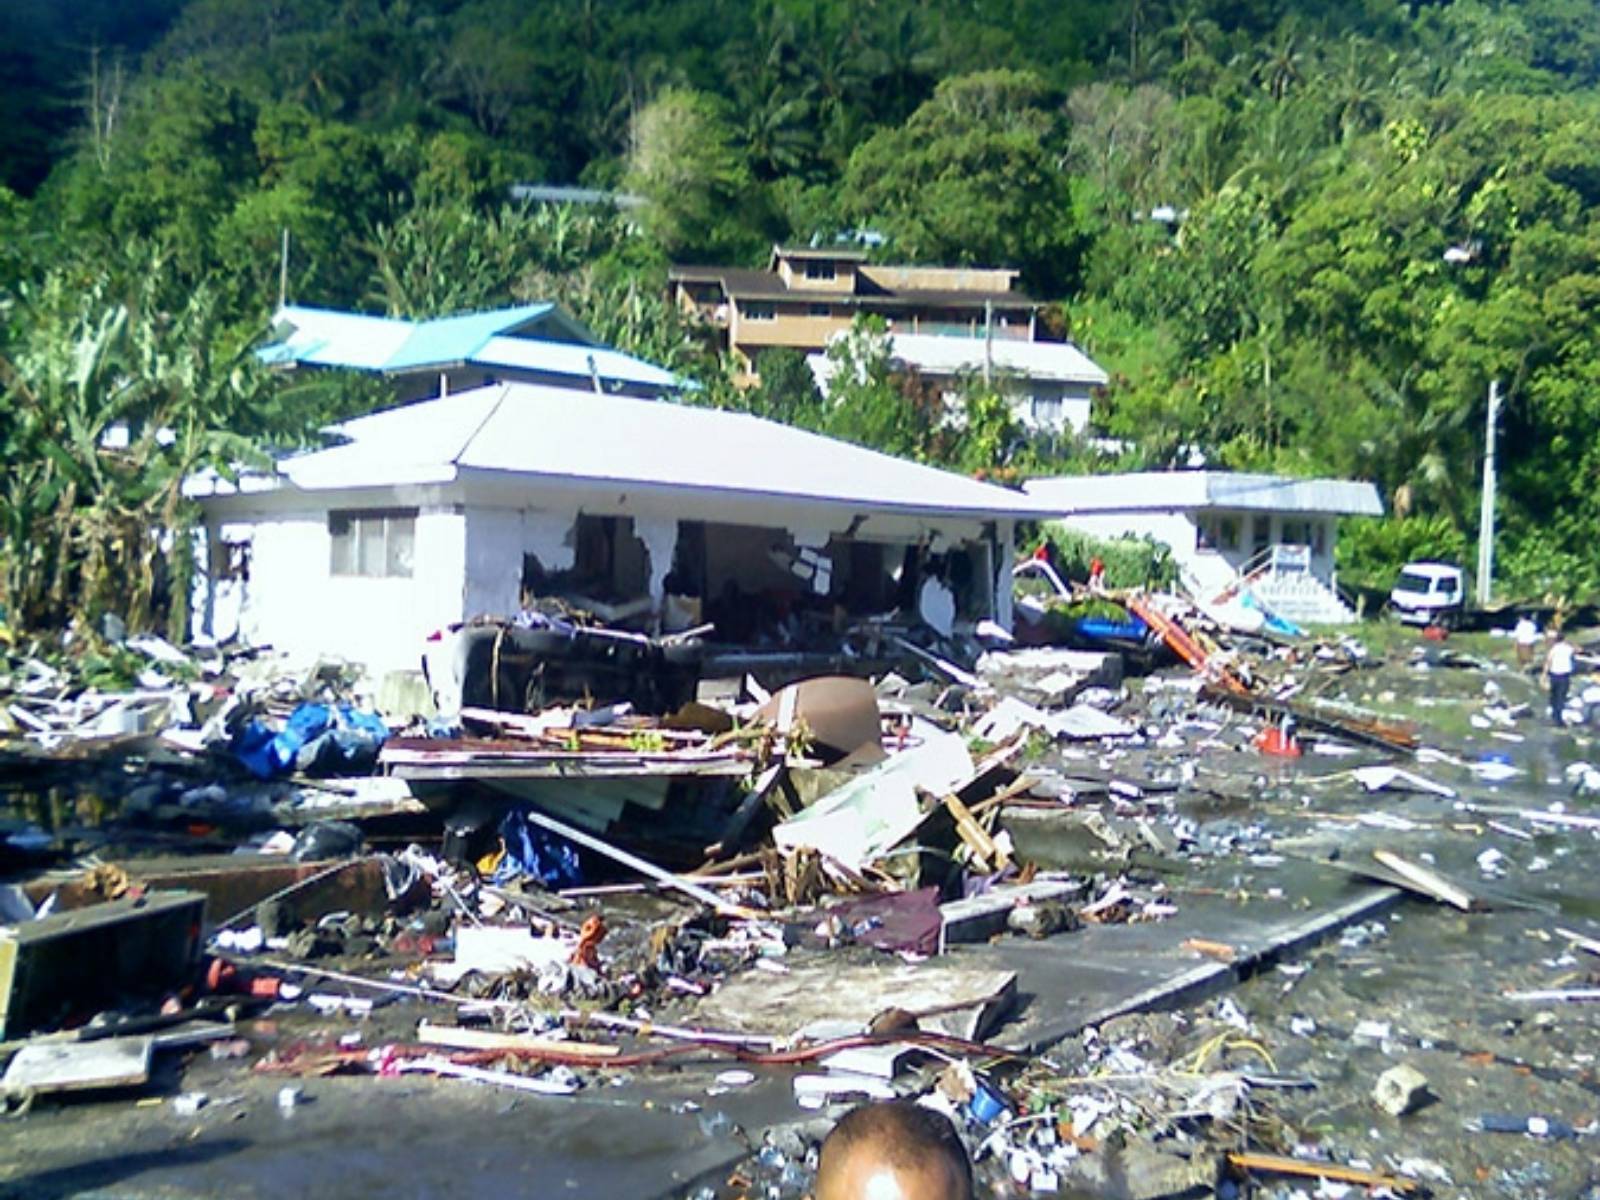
[808, 332, 1108, 437]
[1024, 470, 1384, 625]
[187, 384, 1044, 675]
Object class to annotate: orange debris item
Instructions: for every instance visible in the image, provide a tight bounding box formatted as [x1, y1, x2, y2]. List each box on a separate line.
[569, 914, 607, 970]
[1254, 724, 1302, 758]
[1124, 594, 1250, 695]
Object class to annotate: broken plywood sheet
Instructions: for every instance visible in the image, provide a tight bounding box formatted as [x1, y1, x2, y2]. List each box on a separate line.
[3, 1035, 153, 1095]
[772, 720, 972, 870]
[0, 891, 205, 1039]
[694, 960, 1016, 1042]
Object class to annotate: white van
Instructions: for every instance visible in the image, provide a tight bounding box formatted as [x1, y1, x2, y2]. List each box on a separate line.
[1389, 562, 1466, 626]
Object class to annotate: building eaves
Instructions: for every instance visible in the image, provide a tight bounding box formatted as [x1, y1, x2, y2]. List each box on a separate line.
[771, 244, 870, 262]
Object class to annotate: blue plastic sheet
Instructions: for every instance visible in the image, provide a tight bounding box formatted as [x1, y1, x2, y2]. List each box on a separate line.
[493, 809, 583, 888]
[1074, 615, 1149, 642]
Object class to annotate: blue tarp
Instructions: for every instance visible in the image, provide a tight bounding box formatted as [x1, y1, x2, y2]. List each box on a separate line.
[234, 703, 389, 779]
[1074, 615, 1150, 642]
[493, 809, 584, 888]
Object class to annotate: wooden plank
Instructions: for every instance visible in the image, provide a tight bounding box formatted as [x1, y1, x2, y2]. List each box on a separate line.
[1125, 595, 1249, 694]
[1555, 926, 1600, 957]
[386, 753, 751, 780]
[415, 1021, 620, 1059]
[1228, 1152, 1419, 1194]
[705, 764, 785, 859]
[517, 808, 758, 918]
[942, 793, 1003, 873]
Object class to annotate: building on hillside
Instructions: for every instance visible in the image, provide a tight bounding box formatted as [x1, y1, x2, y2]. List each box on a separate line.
[668, 245, 1039, 385]
[1023, 471, 1384, 624]
[260, 303, 683, 403]
[808, 332, 1108, 437]
[187, 384, 1042, 676]
[507, 183, 646, 210]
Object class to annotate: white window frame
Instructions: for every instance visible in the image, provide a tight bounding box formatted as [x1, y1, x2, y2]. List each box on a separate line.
[329, 508, 417, 578]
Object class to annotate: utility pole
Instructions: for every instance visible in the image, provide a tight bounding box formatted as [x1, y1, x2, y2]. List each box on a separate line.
[278, 227, 290, 310]
[1477, 379, 1501, 606]
[983, 299, 994, 389]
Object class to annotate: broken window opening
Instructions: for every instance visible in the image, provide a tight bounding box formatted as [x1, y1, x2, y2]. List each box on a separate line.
[211, 537, 251, 583]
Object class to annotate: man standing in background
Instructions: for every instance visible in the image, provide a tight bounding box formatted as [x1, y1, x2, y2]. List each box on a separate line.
[1543, 629, 1577, 725]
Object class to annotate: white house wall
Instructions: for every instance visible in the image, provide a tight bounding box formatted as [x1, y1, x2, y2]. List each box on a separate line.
[194, 472, 1024, 680]
[193, 499, 470, 677]
[1051, 508, 1340, 597]
[463, 506, 524, 620]
[456, 488, 1017, 627]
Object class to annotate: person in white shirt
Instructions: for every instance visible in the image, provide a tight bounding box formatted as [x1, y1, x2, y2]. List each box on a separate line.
[1513, 615, 1539, 669]
[1543, 630, 1577, 725]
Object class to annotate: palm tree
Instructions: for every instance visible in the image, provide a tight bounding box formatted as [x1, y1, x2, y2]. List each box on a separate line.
[1324, 36, 1386, 142]
[862, 7, 938, 123]
[1258, 25, 1305, 102]
[738, 82, 816, 179]
[1167, 3, 1219, 64]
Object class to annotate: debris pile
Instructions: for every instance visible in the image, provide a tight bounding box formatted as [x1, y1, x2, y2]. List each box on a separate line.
[4, 590, 1600, 1198]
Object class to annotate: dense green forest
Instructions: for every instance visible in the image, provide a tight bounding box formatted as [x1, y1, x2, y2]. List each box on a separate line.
[3, 0, 1600, 633]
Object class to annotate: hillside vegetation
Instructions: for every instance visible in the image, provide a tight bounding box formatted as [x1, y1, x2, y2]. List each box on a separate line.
[3, 0, 1599, 632]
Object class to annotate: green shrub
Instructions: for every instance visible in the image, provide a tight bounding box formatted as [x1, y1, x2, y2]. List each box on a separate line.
[1039, 524, 1177, 591]
[1336, 515, 1468, 591]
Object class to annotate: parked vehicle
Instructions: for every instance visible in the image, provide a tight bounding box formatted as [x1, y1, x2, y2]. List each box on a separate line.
[1388, 561, 1466, 627]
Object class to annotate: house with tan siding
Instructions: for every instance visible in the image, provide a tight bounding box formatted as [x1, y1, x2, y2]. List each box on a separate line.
[669, 246, 1039, 386]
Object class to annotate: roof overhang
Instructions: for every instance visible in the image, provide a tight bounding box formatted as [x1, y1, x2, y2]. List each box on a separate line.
[1025, 472, 1384, 518]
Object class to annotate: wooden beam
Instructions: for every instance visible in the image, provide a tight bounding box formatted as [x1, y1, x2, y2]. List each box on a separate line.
[1228, 1152, 1419, 1194]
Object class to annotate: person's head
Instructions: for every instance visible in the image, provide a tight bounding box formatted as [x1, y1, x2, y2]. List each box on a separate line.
[814, 1100, 974, 1200]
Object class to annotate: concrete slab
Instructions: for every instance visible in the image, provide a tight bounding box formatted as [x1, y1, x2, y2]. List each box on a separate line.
[966, 868, 1402, 1053]
[0, 1061, 799, 1200]
[693, 959, 1018, 1041]
[939, 878, 1085, 945]
[3, 1036, 153, 1094]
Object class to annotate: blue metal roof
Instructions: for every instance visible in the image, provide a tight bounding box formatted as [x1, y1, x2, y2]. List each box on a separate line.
[260, 304, 681, 392]
[476, 336, 684, 389]
[382, 303, 557, 369]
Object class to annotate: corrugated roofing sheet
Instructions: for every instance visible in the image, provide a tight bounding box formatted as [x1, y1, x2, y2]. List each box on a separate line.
[888, 334, 1107, 384]
[476, 337, 683, 389]
[382, 304, 555, 369]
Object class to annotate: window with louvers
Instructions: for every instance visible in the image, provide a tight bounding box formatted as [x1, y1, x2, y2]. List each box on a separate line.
[329, 509, 416, 578]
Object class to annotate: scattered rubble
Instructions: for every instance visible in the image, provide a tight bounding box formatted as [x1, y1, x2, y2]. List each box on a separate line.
[3, 587, 1600, 1197]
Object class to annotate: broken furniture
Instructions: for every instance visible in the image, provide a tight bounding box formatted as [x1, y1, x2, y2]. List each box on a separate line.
[0, 891, 205, 1039]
